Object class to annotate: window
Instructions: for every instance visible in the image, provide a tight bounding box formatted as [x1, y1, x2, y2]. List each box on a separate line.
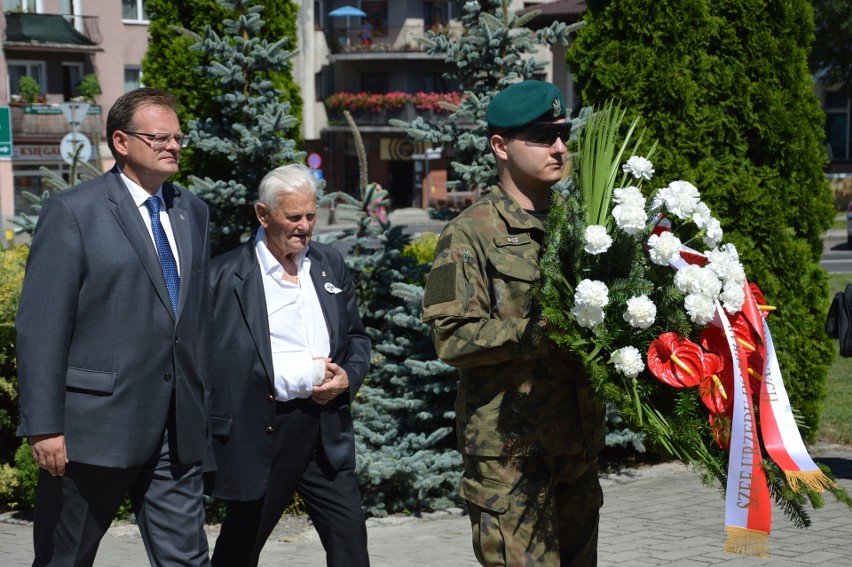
[122, 0, 148, 22]
[315, 71, 325, 102]
[362, 1, 388, 35]
[825, 91, 851, 161]
[423, 72, 457, 93]
[423, 1, 451, 28]
[124, 66, 143, 92]
[61, 62, 84, 100]
[314, 0, 324, 28]
[8, 60, 46, 96]
[361, 73, 388, 94]
[5, 0, 41, 12]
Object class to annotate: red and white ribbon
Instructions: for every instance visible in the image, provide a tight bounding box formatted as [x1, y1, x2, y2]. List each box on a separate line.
[713, 302, 771, 557]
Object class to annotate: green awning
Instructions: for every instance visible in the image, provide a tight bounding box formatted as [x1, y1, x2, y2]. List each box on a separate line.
[4, 13, 96, 46]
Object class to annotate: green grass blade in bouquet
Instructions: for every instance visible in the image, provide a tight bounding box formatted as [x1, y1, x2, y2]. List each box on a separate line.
[577, 101, 654, 228]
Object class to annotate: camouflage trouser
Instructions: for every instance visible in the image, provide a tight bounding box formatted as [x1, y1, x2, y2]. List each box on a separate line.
[461, 453, 602, 567]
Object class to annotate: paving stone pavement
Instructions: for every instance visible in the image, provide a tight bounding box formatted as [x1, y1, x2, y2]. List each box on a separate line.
[1, 443, 850, 566]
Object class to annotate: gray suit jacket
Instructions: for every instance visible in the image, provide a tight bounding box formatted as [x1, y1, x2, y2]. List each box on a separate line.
[207, 239, 370, 501]
[16, 167, 211, 467]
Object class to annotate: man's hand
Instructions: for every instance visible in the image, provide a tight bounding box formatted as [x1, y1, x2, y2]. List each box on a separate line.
[311, 361, 350, 405]
[30, 433, 68, 477]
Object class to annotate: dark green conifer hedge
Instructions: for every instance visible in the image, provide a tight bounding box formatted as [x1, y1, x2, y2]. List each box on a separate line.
[566, 0, 836, 437]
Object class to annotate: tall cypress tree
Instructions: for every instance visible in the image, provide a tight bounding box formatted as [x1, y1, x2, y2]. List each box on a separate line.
[566, 0, 836, 436]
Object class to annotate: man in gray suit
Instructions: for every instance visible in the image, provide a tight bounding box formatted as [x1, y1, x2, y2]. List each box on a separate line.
[16, 88, 212, 566]
[207, 164, 370, 567]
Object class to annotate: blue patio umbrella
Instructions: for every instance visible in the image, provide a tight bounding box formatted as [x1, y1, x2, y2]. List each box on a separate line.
[328, 5, 368, 45]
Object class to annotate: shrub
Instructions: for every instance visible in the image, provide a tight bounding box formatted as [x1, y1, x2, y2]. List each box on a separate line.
[402, 232, 439, 266]
[17, 76, 41, 104]
[76, 74, 101, 104]
[0, 246, 27, 465]
[567, 0, 835, 439]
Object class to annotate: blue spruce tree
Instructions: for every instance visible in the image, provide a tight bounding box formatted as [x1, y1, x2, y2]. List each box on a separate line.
[180, 0, 304, 254]
[318, 113, 461, 516]
[394, 0, 580, 192]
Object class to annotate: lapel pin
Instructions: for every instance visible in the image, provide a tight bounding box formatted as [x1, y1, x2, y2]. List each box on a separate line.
[321, 270, 327, 277]
[324, 282, 343, 294]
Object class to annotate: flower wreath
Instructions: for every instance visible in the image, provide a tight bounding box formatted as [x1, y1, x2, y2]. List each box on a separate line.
[536, 102, 851, 557]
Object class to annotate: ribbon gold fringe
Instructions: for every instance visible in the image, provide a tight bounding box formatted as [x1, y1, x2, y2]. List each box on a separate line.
[724, 527, 769, 558]
[785, 470, 837, 493]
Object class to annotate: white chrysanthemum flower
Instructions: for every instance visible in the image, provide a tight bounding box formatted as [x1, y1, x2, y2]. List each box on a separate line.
[622, 156, 655, 180]
[662, 180, 701, 219]
[705, 248, 734, 279]
[574, 279, 609, 308]
[702, 217, 723, 248]
[691, 202, 713, 227]
[684, 293, 716, 325]
[612, 203, 648, 235]
[674, 264, 705, 294]
[705, 246, 746, 286]
[584, 225, 613, 254]
[610, 346, 645, 378]
[720, 243, 740, 262]
[571, 304, 606, 328]
[721, 280, 746, 314]
[650, 187, 668, 211]
[623, 295, 657, 329]
[647, 231, 682, 266]
[613, 186, 645, 206]
[697, 268, 723, 298]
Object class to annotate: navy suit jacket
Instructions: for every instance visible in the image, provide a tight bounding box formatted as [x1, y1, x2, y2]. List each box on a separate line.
[16, 167, 212, 467]
[208, 238, 370, 501]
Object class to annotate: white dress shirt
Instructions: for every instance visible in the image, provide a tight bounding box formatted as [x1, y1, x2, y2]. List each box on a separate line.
[121, 172, 181, 275]
[255, 228, 331, 401]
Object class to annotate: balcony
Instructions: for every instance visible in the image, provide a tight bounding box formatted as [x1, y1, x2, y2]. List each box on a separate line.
[326, 23, 464, 56]
[4, 12, 101, 51]
[324, 92, 467, 130]
[10, 104, 102, 140]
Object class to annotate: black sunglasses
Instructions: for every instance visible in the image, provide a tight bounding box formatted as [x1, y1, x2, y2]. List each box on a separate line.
[503, 122, 572, 145]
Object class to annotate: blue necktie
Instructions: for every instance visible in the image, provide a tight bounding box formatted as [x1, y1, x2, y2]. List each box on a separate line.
[144, 196, 180, 315]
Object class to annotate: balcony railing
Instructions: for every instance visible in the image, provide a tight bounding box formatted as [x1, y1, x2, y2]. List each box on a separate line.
[326, 23, 464, 54]
[10, 104, 102, 138]
[4, 12, 101, 47]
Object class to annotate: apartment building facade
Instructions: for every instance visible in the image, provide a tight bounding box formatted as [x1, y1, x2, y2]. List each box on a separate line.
[0, 0, 147, 239]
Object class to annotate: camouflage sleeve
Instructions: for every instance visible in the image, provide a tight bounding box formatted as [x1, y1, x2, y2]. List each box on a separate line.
[421, 223, 548, 368]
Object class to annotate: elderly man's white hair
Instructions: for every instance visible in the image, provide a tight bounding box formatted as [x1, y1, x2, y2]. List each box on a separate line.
[257, 163, 317, 208]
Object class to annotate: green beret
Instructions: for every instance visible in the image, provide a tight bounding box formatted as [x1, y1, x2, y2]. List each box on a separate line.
[486, 80, 567, 129]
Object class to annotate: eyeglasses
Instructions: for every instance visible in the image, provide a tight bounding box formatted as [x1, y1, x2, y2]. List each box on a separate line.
[125, 131, 190, 150]
[503, 122, 572, 146]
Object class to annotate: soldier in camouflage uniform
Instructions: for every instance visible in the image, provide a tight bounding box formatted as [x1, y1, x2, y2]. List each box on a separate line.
[422, 80, 605, 566]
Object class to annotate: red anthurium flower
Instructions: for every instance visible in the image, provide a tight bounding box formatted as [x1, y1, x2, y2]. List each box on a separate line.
[727, 312, 760, 353]
[699, 326, 729, 358]
[744, 344, 766, 394]
[647, 332, 703, 388]
[699, 320, 763, 395]
[748, 282, 776, 319]
[699, 352, 731, 414]
[749, 283, 767, 307]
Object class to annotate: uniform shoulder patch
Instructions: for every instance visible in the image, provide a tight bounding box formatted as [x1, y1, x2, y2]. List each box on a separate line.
[423, 263, 457, 307]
